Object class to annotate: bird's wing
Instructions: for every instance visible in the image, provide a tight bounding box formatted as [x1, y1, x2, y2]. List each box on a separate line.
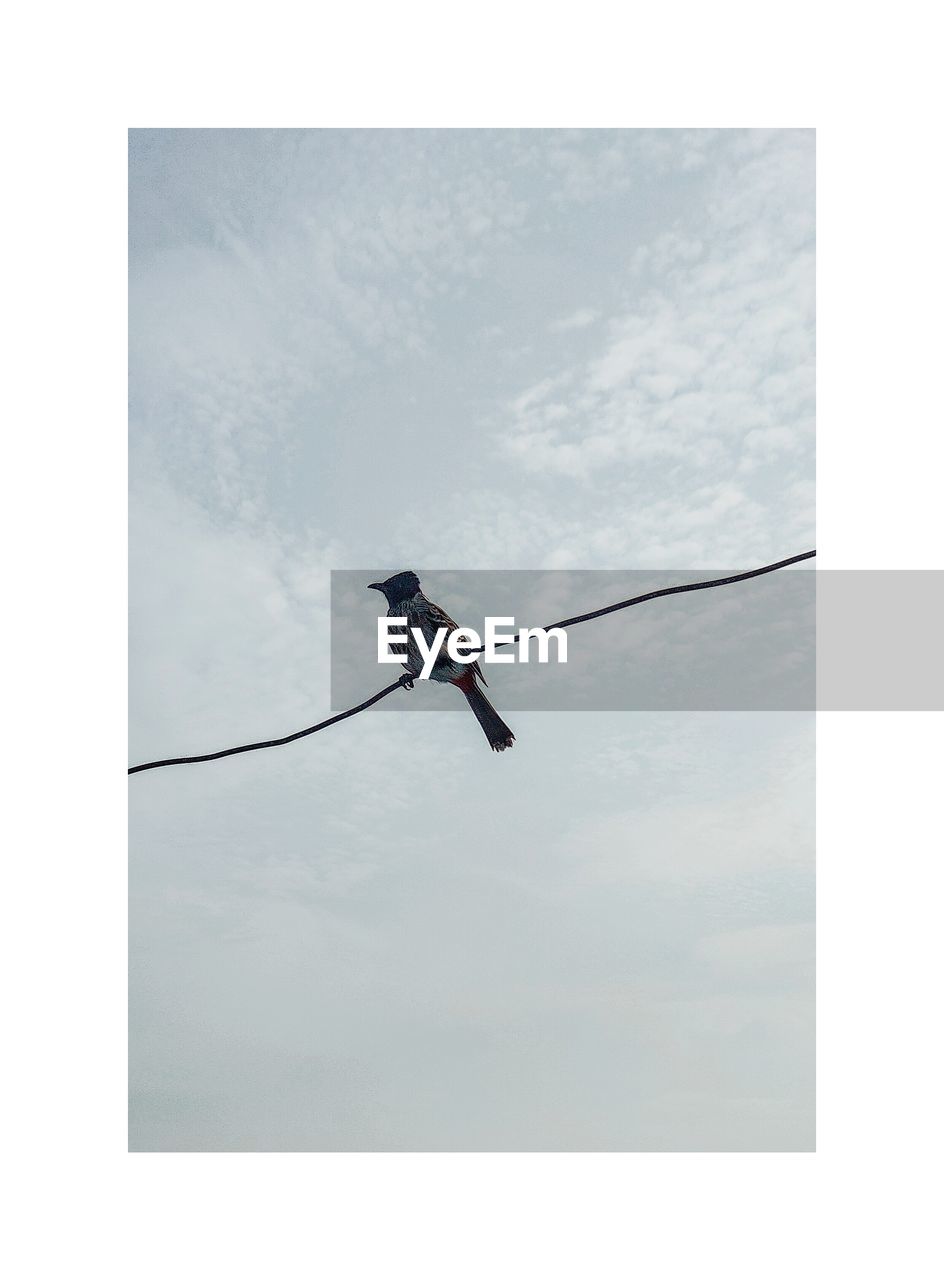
[413, 593, 489, 685]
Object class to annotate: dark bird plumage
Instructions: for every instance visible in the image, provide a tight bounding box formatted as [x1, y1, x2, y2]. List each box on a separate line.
[368, 571, 515, 752]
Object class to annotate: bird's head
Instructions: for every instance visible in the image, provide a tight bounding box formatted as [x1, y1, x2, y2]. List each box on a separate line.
[368, 570, 421, 608]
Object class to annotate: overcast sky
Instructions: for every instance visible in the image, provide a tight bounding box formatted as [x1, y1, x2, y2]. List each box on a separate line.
[129, 128, 815, 1151]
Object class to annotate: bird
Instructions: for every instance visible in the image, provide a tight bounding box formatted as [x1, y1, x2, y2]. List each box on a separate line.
[368, 570, 515, 752]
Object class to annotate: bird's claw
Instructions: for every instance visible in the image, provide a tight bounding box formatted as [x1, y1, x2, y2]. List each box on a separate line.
[399, 671, 418, 690]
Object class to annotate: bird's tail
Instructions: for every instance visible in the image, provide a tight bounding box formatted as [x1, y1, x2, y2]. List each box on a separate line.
[453, 672, 515, 752]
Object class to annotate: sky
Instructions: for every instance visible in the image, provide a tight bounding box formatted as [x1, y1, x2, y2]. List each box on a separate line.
[129, 128, 815, 1151]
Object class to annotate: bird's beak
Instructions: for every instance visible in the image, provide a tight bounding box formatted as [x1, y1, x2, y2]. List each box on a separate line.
[368, 582, 383, 592]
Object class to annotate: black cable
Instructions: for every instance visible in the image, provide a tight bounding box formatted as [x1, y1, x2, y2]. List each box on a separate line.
[128, 672, 418, 774]
[476, 547, 816, 651]
[129, 549, 815, 774]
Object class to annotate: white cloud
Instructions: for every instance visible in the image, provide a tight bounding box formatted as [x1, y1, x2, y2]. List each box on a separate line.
[390, 132, 815, 572]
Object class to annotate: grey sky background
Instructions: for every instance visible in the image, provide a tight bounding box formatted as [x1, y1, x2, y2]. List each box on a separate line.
[129, 128, 815, 1151]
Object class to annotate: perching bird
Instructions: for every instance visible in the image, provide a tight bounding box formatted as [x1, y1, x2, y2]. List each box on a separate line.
[368, 570, 515, 752]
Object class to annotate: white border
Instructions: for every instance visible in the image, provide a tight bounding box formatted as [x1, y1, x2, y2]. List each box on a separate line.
[6, 2, 943, 1276]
